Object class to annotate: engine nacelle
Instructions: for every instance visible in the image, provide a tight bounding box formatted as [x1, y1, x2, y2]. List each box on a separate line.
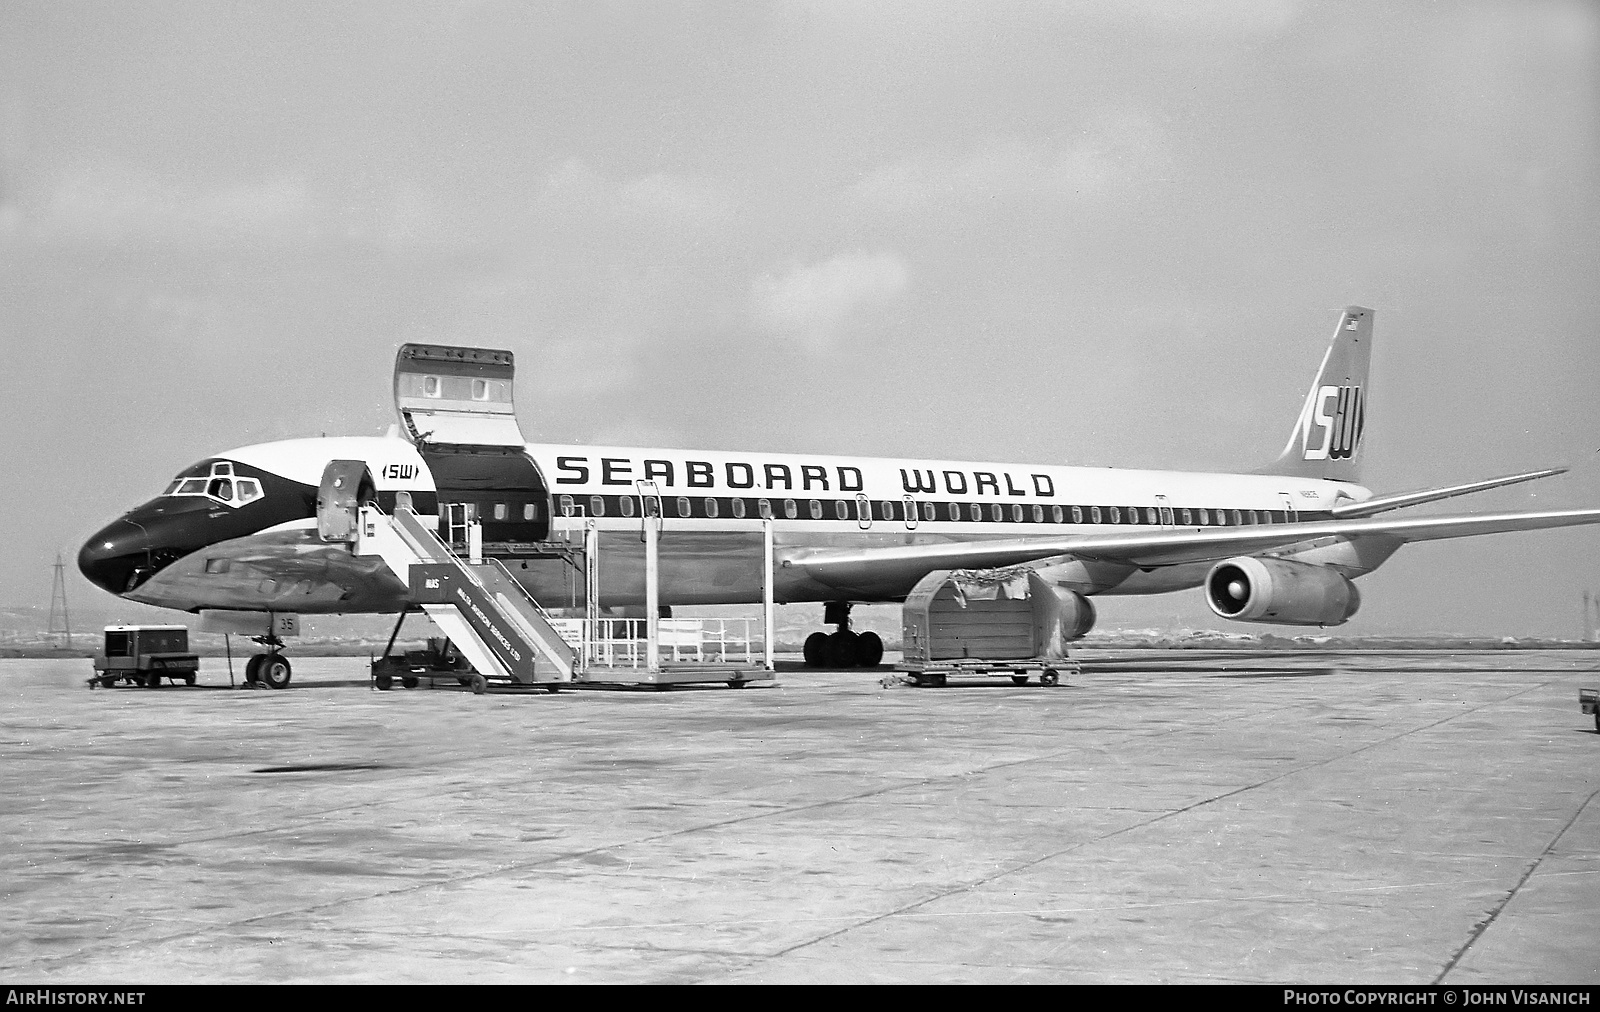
[1028, 572, 1096, 656]
[1205, 557, 1361, 626]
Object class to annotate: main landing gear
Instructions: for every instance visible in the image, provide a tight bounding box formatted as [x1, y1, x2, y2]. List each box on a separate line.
[802, 602, 884, 669]
[242, 634, 292, 690]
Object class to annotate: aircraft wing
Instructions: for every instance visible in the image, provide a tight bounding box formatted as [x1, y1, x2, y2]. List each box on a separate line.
[781, 508, 1600, 589]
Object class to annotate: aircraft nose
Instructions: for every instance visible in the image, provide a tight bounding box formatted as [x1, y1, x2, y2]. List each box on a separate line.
[78, 519, 149, 595]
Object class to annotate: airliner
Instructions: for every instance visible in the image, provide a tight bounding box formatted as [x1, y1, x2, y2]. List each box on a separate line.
[78, 306, 1600, 685]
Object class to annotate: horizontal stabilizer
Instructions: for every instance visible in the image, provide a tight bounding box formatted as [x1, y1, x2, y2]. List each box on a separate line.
[1330, 467, 1568, 519]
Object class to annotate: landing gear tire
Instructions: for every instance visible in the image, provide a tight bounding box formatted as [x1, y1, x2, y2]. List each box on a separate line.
[1040, 668, 1060, 687]
[374, 673, 393, 691]
[244, 654, 264, 684]
[825, 630, 860, 669]
[856, 631, 884, 668]
[803, 632, 828, 668]
[1011, 674, 1030, 685]
[259, 655, 292, 690]
[469, 673, 488, 695]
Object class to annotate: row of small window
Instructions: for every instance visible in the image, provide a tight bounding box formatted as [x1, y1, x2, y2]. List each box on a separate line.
[557, 494, 1303, 527]
[162, 462, 264, 506]
[461, 503, 541, 522]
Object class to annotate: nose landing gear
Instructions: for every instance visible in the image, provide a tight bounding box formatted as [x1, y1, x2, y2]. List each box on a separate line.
[242, 634, 293, 690]
[802, 602, 884, 669]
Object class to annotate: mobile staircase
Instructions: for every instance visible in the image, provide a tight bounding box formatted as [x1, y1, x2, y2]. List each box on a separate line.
[358, 504, 575, 693]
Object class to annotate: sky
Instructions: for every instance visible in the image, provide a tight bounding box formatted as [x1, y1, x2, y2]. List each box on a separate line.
[3, 1, 1598, 636]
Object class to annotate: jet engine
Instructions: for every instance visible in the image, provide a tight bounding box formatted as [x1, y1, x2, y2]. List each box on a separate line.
[1029, 574, 1096, 655]
[1205, 557, 1361, 626]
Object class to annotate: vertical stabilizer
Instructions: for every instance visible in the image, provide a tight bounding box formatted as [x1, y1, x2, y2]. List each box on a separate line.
[1258, 306, 1373, 482]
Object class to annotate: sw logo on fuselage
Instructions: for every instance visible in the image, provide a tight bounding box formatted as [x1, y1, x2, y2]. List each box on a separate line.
[1301, 384, 1365, 461]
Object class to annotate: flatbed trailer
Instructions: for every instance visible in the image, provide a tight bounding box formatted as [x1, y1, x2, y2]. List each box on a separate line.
[884, 658, 1078, 688]
[89, 625, 200, 689]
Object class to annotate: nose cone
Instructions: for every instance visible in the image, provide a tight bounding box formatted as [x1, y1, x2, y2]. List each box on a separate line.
[79, 519, 149, 595]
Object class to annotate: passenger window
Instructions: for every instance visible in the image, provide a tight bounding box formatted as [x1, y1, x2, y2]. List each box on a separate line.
[1052, 505, 1064, 523]
[559, 495, 575, 517]
[1199, 509, 1209, 525]
[835, 500, 849, 520]
[589, 496, 605, 517]
[924, 503, 936, 522]
[948, 503, 961, 521]
[784, 499, 798, 519]
[809, 500, 822, 519]
[990, 504, 1004, 522]
[676, 496, 692, 518]
[758, 499, 773, 519]
[524, 503, 537, 520]
[1127, 507, 1139, 525]
[1110, 507, 1122, 524]
[1231, 510, 1243, 525]
[619, 497, 635, 518]
[1012, 504, 1024, 523]
[423, 375, 441, 398]
[472, 379, 489, 401]
[880, 501, 895, 521]
[705, 498, 719, 518]
[494, 503, 508, 520]
[1032, 505, 1044, 523]
[970, 504, 983, 521]
[731, 498, 747, 519]
[1091, 506, 1102, 523]
[1180, 508, 1192, 525]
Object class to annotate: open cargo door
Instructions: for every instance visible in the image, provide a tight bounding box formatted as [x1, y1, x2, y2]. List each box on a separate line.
[394, 344, 525, 447]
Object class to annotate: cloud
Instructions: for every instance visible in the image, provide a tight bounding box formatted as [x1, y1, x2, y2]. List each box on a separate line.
[9, 165, 459, 254]
[849, 112, 1171, 217]
[534, 158, 734, 235]
[749, 251, 910, 352]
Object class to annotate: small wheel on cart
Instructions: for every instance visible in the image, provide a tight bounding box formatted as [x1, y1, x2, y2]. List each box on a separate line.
[469, 673, 488, 695]
[1011, 674, 1030, 686]
[907, 672, 926, 687]
[401, 675, 418, 689]
[102, 676, 120, 689]
[374, 673, 393, 691]
[184, 674, 196, 686]
[728, 678, 748, 689]
[143, 673, 162, 688]
[1040, 668, 1060, 687]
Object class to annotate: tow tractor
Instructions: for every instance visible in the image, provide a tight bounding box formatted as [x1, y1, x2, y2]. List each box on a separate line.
[89, 625, 200, 689]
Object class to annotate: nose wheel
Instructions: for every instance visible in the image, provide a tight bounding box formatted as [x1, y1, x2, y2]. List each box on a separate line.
[243, 634, 293, 690]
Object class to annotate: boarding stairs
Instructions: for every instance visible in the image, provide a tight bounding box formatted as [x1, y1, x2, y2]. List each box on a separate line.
[356, 505, 575, 687]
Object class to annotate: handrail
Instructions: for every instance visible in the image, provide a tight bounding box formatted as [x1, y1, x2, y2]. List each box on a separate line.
[485, 558, 562, 626]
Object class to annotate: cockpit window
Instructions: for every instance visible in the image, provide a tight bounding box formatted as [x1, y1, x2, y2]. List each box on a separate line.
[162, 461, 262, 507]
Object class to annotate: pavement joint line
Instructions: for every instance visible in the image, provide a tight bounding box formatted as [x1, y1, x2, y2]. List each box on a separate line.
[1433, 782, 1600, 985]
[759, 679, 1554, 967]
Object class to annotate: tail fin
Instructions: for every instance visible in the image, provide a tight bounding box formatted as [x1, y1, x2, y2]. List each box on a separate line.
[1258, 305, 1373, 482]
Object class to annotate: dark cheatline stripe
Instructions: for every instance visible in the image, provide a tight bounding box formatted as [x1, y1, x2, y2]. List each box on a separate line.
[546, 492, 1334, 528]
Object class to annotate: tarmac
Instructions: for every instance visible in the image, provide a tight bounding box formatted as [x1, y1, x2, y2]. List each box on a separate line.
[1, 648, 1597, 985]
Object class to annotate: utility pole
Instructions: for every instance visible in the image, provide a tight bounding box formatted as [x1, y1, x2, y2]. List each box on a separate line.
[47, 551, 73, 650]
